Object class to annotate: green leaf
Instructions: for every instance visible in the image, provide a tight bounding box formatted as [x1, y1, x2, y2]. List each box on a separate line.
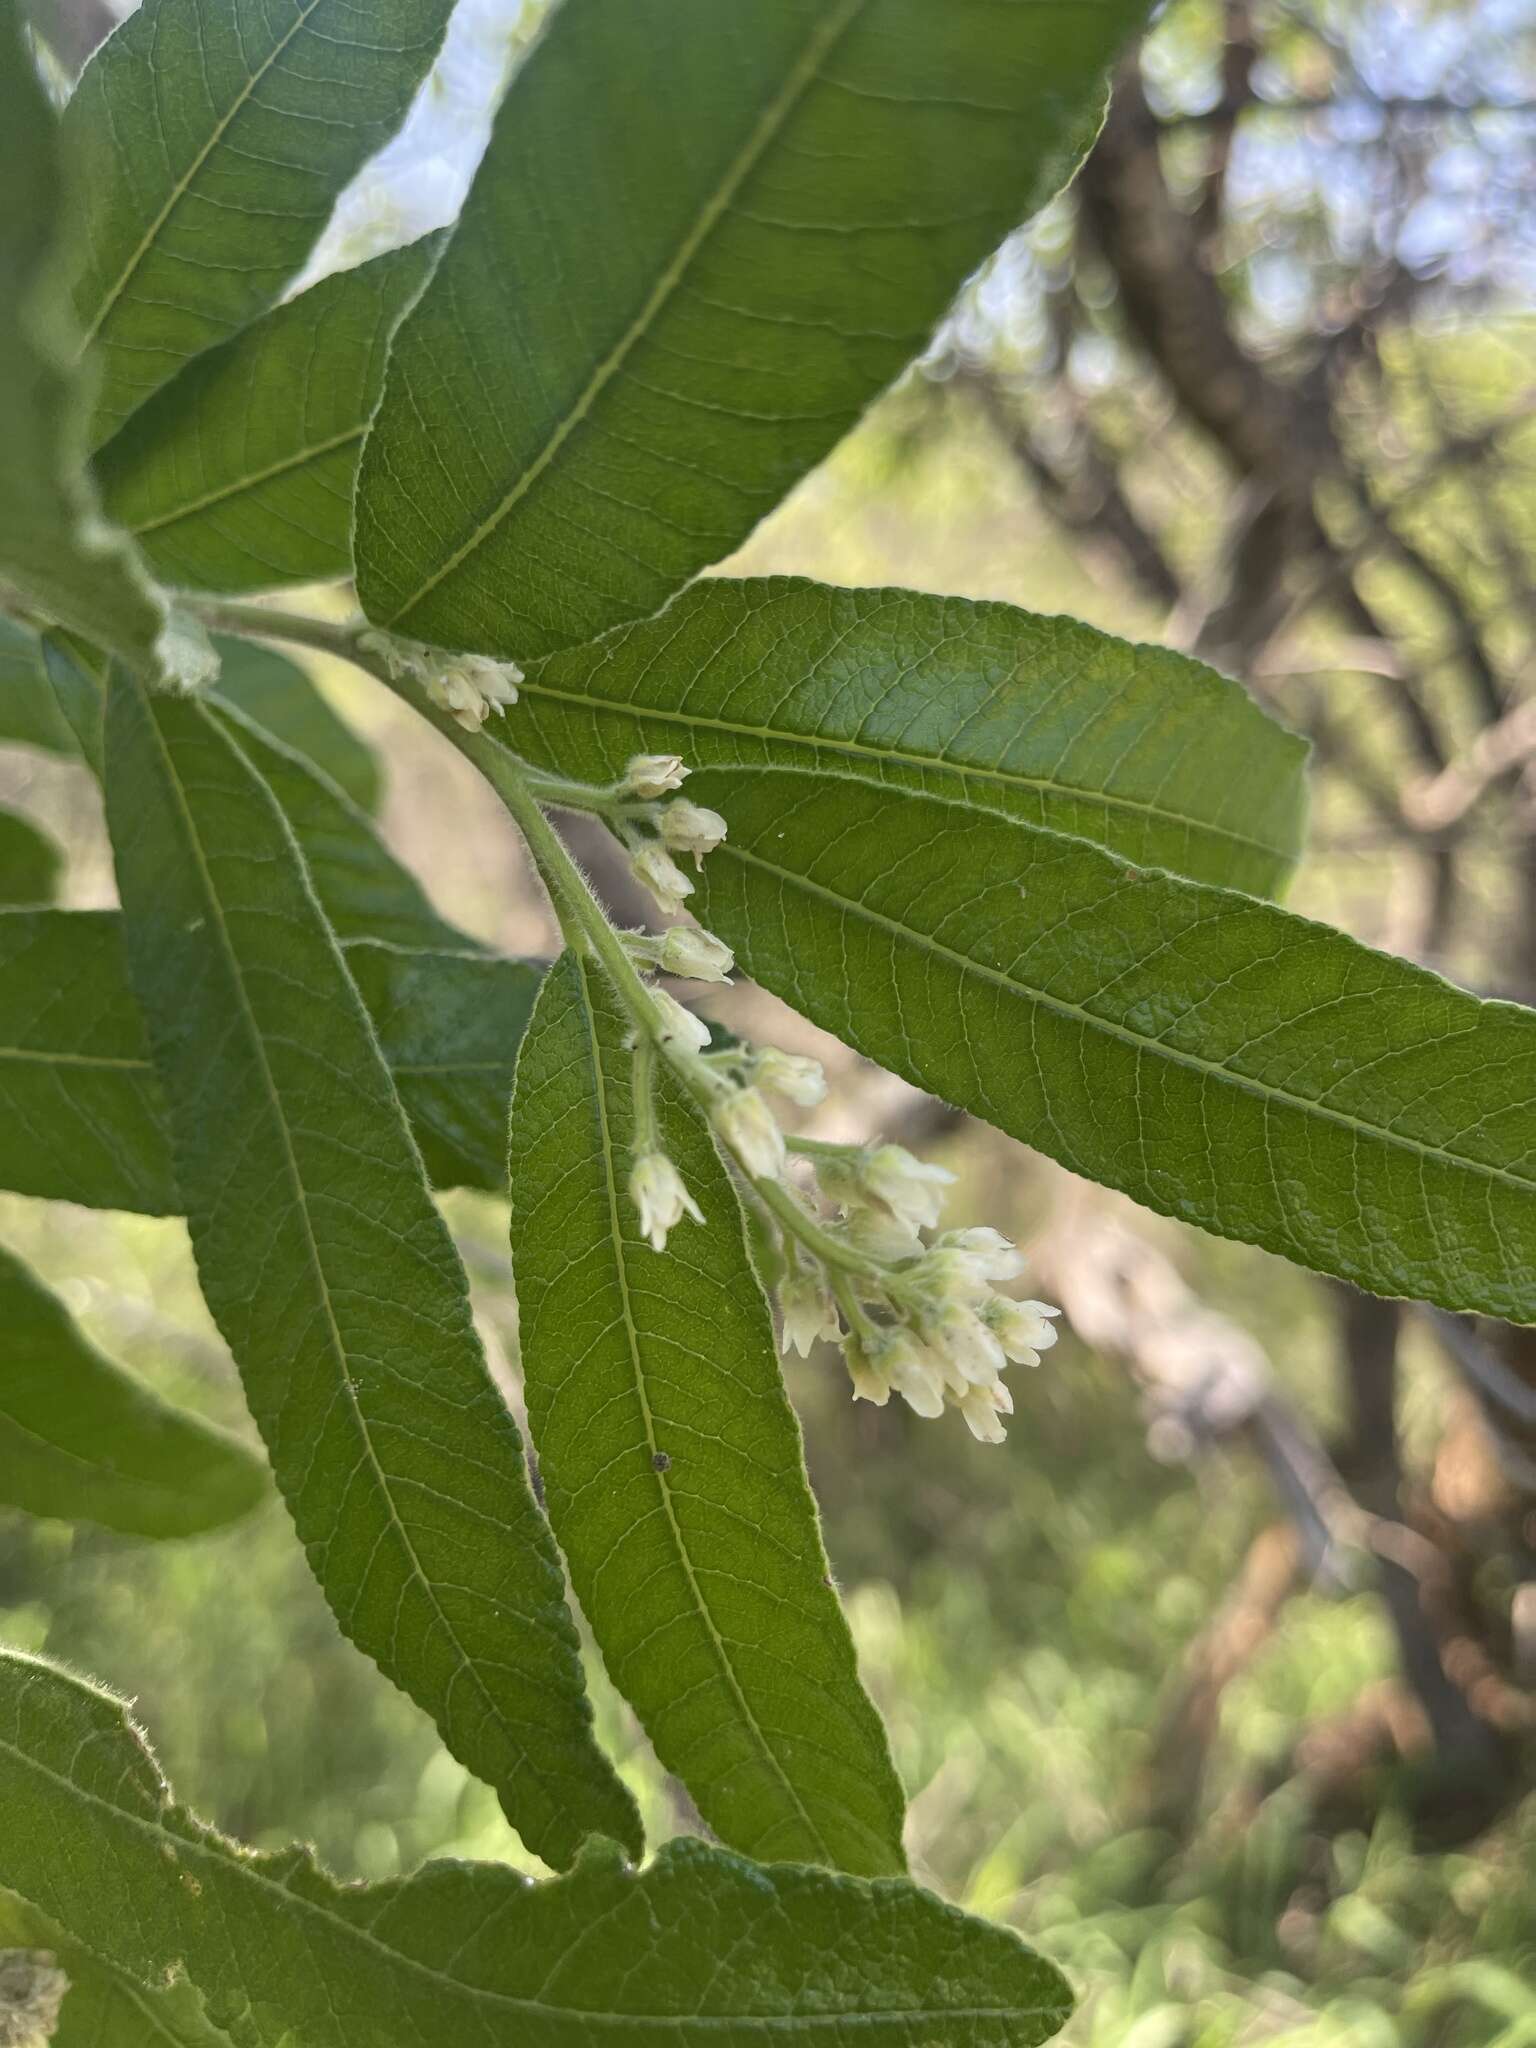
[0, 808, 61, 907]
[0, 910, 535, 1212]
[348, 938, 540, 1194]
[39, 632, 107, 774]
[212, 635, 381, 814]
[0, 1239, 266, 1538]
[512, 577, 1309, 896]
[63, 0, 458, 447]
[690, 768, 1536, 1323]
[356, 0, 1151, 658]
[0, 1649, 1073, 2048]
[104, 675, 640, 1867]
[0, 621, 76, 755]
[95, 238, 442, 598]
[210, 694, 464, 948]
[0, 1890, 232, 2048]
[0, 910, 176, 1214]
[509, 952, 908, 1877]
[0, 1, 173, 676]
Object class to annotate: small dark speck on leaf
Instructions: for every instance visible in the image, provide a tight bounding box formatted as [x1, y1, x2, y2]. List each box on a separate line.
[652, 1451, 671, 1472]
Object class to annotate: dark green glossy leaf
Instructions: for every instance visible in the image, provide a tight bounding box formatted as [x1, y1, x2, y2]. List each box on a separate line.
[0, 1891, 231, 2048]
[509, 952, 907, 1876]
[212, 636, 381, 813]
[0, 621, 75, 755]
[0, 1239, 266, 1538]
[0, 1650, 1073, 2048]
[104, 674, 639, 1867]
[0, 808, 61, 907]
[64, 0, 457, 446]
[96, 239, 442, 597]
[0, 911, 534, 1212]
[356, 0, 1150, 658]
[511, 577, 1308, 895]
[691, 767, 1536, 1323]
[0, 1, 171, 674]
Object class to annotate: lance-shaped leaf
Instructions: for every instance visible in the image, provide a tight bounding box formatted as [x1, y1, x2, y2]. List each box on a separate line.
[0, 809, 61, 908]
[0, 1240, 266, 1538]
[356, 0, 1151, 658]
[213, 637, 381, 813]
[104, 673, 639, 1868]
[0, 1650, 1073, 2048]
[510, 953, 907, 1877]
[96, 239, 442, 598]
[0, 1891, 231, 2048]
[64, 0, 457, 447]
[0, 911, 535, 1212]
[512, 578, 1309, 896]
[0, 622, 75, 756]
[690, 768, 1536, 1324]
[0, 0, 172, 677]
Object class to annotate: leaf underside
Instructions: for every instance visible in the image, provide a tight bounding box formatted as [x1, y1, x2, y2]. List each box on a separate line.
[510, 952, 908, 1877]
[690, 767, 1536, 1323]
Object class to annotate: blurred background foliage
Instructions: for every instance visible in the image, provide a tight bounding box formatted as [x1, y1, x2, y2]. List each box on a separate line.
[6, 0, 1536, 2039]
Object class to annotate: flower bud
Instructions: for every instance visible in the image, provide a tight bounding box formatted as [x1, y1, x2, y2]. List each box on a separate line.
[863, 1144, 955, 1233]
[659, 799, 728, 865]
[883, 1331, 947, 1419]
[985, 1296, 1060, 1367]
[835, 1206, 924, 1264]
[652, 988, 712, 1054]
[844, 1332, 891, 1406]
[657, 926, 734, 984]
[926, 1300, 1007, 1388]
[754, 1046, 827, 1108]
[936, 1226, 1026, 1285]
[777, 1271, 840, 1357]
[630, 842, 695, 917]
[960, 1385, 1009, 1444]
[713, 1086, 786, 1180]
[624, 753, 688, 799]
[630, 1152, 704, 1252]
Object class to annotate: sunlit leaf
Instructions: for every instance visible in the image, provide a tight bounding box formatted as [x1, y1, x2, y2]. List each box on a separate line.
[510, 951, 908, 1876]
[692, 767, 1536, 1322]
[511, 577, 1309, 895]
[357, 0, 1151, 657]
[0, 1650, 1073, 2048]
[104, 674, 640, 1867]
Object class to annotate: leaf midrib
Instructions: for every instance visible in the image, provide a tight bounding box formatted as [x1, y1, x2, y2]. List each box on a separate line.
[130, 680, 528, 1770]
[0, 1697, 1063, 2037]
[571, 952, 834, 1866]
[718, 836, 1536, 1197]
[385, 0, 866, 624]
[78, 0, 326, 355]
[514, 675, 1295, 871]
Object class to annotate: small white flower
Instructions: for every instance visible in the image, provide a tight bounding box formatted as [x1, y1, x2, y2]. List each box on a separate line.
[777, 1271, 840, 1357]
[863, 1145, 955, 1233]
[428, 667, 490, 731]
[652, 988, 712, 1054]
[659, 799, 728, 865]
[960, 1385, 1009, 1444]
[754, 1047, 827, 1108]
[458, 652, 522, 712]
[630, 843, 696, 917]
[844, 1334, 891, 1406]
[630, 1152, 704, 1252]
[927, 1301, 1008, 1389]
[884, 1331, 947, 1419]
[625, 753, 688, 799]
[714, 1086, 786, 1180]
[985, 1297, 1060, 1367]
[834, 1206, 925, 1264]
[657, 926, 734, 984]
[935, 1227, 1027, 1285]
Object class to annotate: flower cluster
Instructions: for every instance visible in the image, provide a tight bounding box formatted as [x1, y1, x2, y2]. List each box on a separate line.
[358, 631, 522, 731]
[783, 1146, 1058, 1443]
[618, 755, 728, 918]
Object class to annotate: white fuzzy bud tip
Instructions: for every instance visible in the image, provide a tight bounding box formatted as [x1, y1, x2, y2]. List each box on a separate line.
[652, 988, 713, 1054]
[659, 799, 728, 865]
[713, 1085, 786, 1181]
[629, 1152, 704, 1252]
[625, 753, 689, 799]
[754, 1046, 827, 1108]
[630, 843, 696, 917]
[863, 1144, 955, 1233]
[658, 926, 734, 984]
